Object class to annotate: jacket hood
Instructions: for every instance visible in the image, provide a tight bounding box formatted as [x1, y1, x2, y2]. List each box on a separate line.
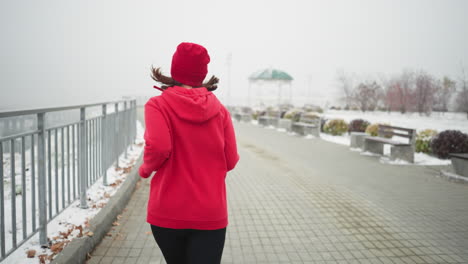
[161, 86, 221, 123]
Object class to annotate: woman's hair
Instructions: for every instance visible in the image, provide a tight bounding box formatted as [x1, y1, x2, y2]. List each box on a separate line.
[150, 66, 219, 91]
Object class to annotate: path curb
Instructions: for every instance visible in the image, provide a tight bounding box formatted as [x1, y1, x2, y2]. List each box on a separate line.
[51, 153, 143, 264]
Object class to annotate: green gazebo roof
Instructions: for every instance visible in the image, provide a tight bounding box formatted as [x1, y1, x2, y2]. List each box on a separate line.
[249, 68, 293, 81]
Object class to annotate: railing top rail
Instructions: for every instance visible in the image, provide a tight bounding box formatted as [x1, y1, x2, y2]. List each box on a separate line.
[0, 99, 135, 118]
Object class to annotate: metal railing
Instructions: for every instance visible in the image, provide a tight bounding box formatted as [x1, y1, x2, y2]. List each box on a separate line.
[0, 99, 137, 261]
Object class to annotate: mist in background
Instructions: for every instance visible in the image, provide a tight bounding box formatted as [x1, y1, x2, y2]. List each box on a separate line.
[1, 0, 467, 110]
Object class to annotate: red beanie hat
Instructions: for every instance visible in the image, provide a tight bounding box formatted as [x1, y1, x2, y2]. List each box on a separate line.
[171, 42, 210, 87]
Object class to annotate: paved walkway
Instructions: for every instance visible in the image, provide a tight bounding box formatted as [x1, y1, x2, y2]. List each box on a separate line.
[88, 112, 468, 264]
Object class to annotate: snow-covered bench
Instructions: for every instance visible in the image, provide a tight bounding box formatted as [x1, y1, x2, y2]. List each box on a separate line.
[364, 125, 416, 163]
[291, 117, 320, 137]
[449, 153, 468, 177]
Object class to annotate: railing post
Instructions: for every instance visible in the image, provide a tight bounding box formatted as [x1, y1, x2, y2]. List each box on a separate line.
[102, 104, 108, 186]
[124, 101, 128, 159]
[114, 103, 119, 168]
[79, 108, 88, 209]
[128, 100, 133, 151]
[133, 100, 137, 143]
[37, 112, 48, 246]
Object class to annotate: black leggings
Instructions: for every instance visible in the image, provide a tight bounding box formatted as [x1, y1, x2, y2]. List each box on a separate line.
[150, 225, 226, 264]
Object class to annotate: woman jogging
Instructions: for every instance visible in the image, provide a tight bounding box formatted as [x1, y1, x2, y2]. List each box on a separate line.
[139, 42, 239, 264]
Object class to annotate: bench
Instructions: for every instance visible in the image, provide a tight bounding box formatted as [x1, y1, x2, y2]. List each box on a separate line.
[291, 117, 320, 137]
[258, 116, 279, 127]
[363, 125, 416, 163]
[449, 153, 468, 177]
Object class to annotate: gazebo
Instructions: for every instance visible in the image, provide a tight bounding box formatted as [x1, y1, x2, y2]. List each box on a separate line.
[248, 68, 293, 107]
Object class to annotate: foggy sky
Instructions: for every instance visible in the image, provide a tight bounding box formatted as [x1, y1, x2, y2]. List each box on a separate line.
[1, 0, 467, 109]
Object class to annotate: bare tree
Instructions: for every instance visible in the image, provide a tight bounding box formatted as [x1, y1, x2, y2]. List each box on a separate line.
[456, 65, 468, 119]
[376, 73, 391, 111]
[336, 69, 354, 109]
[353, 81, 381, 112]
[413, 71, 436, 115]
[385, 71, 414, 113]
[433, 76, 456, 113]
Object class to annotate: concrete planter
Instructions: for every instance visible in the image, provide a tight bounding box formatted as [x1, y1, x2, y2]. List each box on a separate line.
[350, 132, 367, 149]
[291, 122, 319, 137]
[240, 114, 252, 122]
[450, 153, 468, 177]
[258, 116, 279, 127]
[233, 113, 242, 121]
[277, 119, 292, 131]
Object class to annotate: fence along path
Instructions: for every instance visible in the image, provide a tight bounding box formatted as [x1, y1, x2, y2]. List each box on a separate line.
[0, 100, 137, 261]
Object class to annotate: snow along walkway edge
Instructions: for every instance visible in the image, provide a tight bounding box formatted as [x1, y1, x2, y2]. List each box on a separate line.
[51, 153, 143, 264]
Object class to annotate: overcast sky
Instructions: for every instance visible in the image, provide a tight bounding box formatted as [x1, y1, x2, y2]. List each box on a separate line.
[1, 0, 467, 109]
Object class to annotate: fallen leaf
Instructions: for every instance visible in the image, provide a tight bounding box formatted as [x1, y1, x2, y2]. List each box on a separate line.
[50, 241, 65, 254]
[87, 232, 94, 237]
[106, 233, 112, 237]
[123, 166, 133, 173]
[39, 254, 47, 264]
[117, 214, 122, 220]
[103, 192, 111, 199]
[112, 221, 120, 226]
[76, 225, 83, 237]
[26, 249, 36, 258]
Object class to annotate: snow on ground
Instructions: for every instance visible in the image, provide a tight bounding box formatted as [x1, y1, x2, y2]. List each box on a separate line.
[3, 121, 144, 264]
[322, 110, 468, 133]
[320, 133, 351, 146]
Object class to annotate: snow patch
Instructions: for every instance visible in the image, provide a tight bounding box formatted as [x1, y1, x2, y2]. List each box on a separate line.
[320, 134, 350, 146]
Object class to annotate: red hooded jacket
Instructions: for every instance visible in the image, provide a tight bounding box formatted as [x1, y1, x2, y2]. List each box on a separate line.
[139, 86, 239, 230]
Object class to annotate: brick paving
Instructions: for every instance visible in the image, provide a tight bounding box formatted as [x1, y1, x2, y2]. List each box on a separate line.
[88, 115, 468, 264]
